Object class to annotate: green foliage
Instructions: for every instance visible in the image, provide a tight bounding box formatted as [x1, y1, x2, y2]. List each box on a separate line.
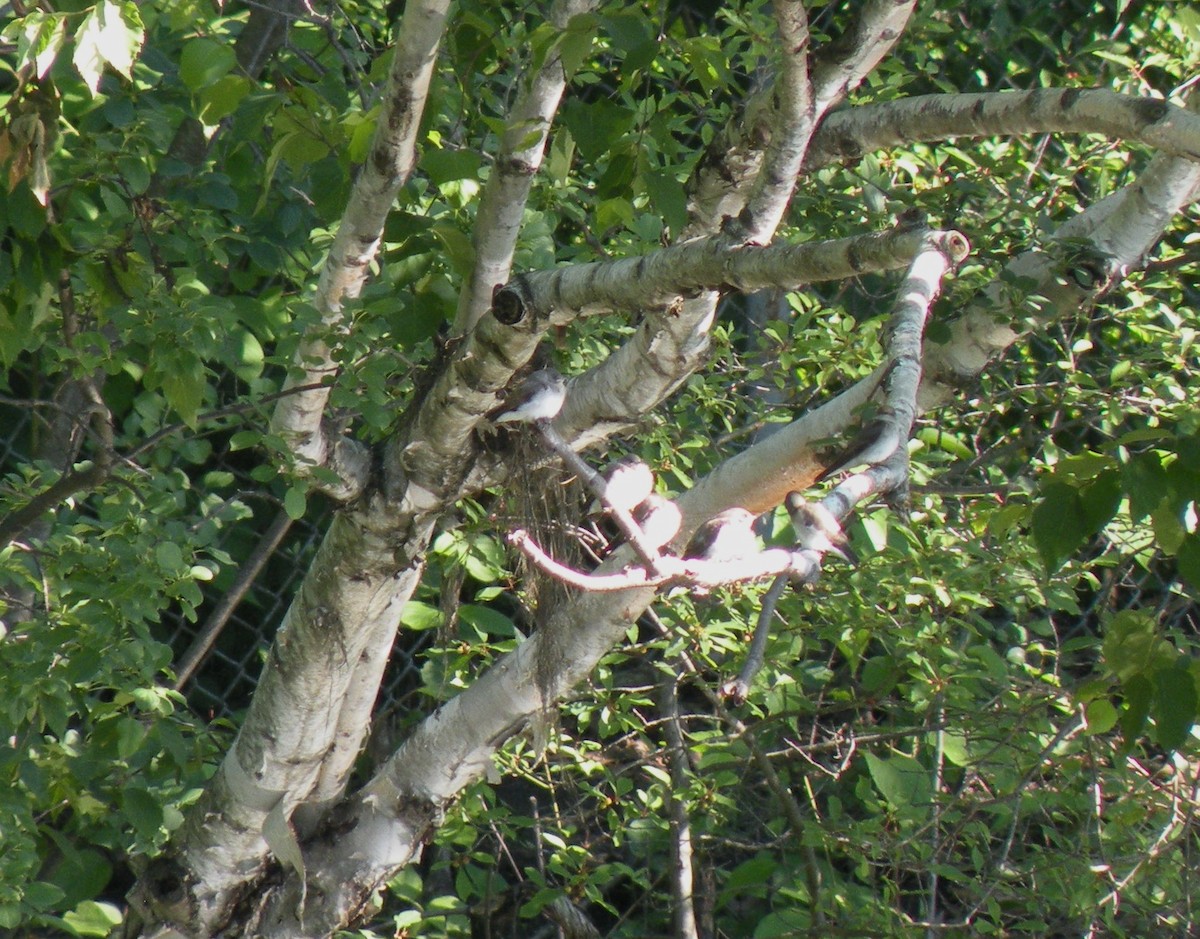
[1, 0, 1199, 935]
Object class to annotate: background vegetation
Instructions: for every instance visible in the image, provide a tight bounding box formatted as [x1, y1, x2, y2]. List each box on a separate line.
[1, 0, 1198, 935]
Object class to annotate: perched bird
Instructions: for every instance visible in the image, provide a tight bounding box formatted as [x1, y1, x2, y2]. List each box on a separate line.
[814, 408, 902, 483]
[492, 369, 567, 424]
[785, 492, 859, 565]
[593, 455, 655, 514]
[684, 507, 759, 562]
[631, 494, 682, 551]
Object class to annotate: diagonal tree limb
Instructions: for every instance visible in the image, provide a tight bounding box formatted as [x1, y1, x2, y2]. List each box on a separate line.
[809, 0, 917, 114]
[921, 149, 1200, 408]
[270, 0, 452, 471]
[803, 89, 1200, 175]
[172, 508, 295, 691]
[453, 0, 599, 334]
[731, 1, 812, 245]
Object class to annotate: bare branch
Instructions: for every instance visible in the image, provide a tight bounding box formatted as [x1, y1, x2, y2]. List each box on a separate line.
[507, 529, 818, 593]
[453, 0, 600, 334]
[921, 150, 1200, 408]
[805, 89, 1200, 174]
[722, 574, 791, 704]
[270, 0, 452, 471]
[506, 225, 958, 324]
[173, 509, 294, 691]
[660, 668, 701, 939]
[809, 0, 917, 113]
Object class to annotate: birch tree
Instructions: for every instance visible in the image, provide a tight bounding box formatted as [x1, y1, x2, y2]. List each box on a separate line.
[1, 1, 1198, 937]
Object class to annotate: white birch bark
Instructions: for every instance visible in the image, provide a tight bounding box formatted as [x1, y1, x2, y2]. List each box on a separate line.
[132, 8, 1200, 937]
[805, 89, 1200, 174]
[269, 0, 451, 471]
[452, 0, 599, 334]
[552, 0, 916, 449]
[922, 151, 1200, 407]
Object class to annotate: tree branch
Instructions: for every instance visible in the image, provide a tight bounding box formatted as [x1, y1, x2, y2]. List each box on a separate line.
[804, 89, 1200, 174]
[453, 0, 599, 334]
[270, 0, 452, 470]
[660, 667, 701, 939]
[506, 225, 955, 324]
[172, 508, 294, 691]
[809, 0, 917, 114]
[921, 148, 1200, 408]
[508, 529, 818, 593]
[733, 2, 811, 244]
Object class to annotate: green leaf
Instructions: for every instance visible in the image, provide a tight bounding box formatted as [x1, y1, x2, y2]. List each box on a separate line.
[1102, 611, 1176, 683]
[430, 222, 475, 278]
[1120, 674, 1153, 741]
[864, 751, 931, 812]
[179, 37, 236, 92]
[722, 855, 775, 894]
[198, 74, 251, 124]
[1079, 470, 1121, 534]
[1082, 698, 1118, 735]
[644, 170, 687, 238]
[860, 655, 899, 695]
[561, 99, 635, 161]
[23, 881, 66, 911]
[229, 430, 261, 451]
[1122, 451, 1169, 521]
[558, 12, 599, 77]
[941, 731, 971, 767]
[421, 149, 481, 187]
[72, 0, 144, 95]
[62, 901, 123, 937]
[1031, 481, 1087, 570]
[161, 367, 206, 429]
[46, 848, 112, 908]
[400, 600, 443, 631]
[155, 541, 184, 571]
[121, 787, 164, 841]
[283, 487, 307, 521]
[116, 716, 147, 758]
[753, 909, 810, 937]
[8, 11, 67, 80]
[1152, 663, 1198, 752]
[459, 604, 515, 639]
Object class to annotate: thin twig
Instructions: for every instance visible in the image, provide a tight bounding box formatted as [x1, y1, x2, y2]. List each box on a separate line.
[722, 573, 791, 703]
[173, 508, 295, 690]
[508, 529, 818, 592]
[533, 420, 667, 574]
[660, 666, 700, 939]
[645, 610, 825, 923]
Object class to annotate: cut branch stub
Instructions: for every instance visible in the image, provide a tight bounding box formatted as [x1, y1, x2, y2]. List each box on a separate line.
[492, 281, 532, 325]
